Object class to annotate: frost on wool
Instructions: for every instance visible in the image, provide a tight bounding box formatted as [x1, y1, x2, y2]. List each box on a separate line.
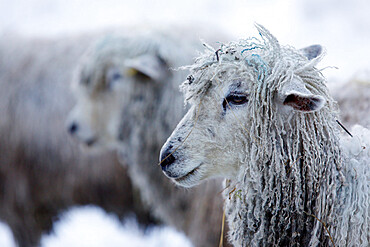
[336, 125, 369, 246]
[180, 24, 369, 246]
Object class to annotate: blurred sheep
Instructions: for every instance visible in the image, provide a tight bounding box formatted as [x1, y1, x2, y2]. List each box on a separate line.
[0, 33, 153, 247]
[66, 27, 233, 247]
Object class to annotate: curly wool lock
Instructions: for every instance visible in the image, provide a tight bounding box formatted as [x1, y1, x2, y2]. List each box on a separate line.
[166, 24, 369, 246]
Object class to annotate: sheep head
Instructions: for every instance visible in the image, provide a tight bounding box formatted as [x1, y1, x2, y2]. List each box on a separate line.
[160, 24, 329, 188]
[66, 35, 170, 148]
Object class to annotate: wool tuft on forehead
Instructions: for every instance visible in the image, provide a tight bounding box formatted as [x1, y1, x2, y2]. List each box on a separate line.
[180, 24, 325, 106]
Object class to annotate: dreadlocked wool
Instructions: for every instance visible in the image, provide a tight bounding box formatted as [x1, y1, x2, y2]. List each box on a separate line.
[180, 24, 369, 246]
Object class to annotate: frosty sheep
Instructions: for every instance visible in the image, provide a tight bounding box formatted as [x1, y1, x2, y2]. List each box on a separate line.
[67, 27, 232, 247]
[0, 34, 153, 247]
[160, 24, 369, 246]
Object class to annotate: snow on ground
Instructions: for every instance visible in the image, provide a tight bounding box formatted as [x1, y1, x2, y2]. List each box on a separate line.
[42, 206, 193, 247]
[0, 206, 194, 247]
[1, 206, 194, 247]
[0, 206, 193, 247]
[40, 206, 193, 247]
[0, 223, 15, 247]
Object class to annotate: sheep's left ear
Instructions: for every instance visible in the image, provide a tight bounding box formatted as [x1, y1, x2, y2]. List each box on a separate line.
[299, 44, 322, 60]
[125, 54, 168, 82]
[280, 76, 326, 112]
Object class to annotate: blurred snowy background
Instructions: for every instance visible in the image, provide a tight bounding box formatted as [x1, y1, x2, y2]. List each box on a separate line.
[0, 0, 369, 246]
[1, 0, 370, 84]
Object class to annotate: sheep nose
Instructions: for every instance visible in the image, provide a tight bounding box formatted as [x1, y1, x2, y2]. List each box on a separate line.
[68, 122, 79, 134]
[159, 148, 176, 170]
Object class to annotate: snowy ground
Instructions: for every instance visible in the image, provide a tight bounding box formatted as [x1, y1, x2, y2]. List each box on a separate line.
[0, 223, 15, 247]
[0, 0, 369, 246]
[1, 206, 193, 247]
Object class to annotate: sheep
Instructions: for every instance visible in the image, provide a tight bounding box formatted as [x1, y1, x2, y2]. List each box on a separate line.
[66, 27, 233, 247]
[160, 24, 369, 246]
[331, 79, 370, 128]
[0, 33, 154, 247]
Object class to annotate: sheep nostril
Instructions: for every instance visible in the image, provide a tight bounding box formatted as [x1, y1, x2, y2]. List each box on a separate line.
[160, 151, 176, 170]
[68, 122, 78, 134]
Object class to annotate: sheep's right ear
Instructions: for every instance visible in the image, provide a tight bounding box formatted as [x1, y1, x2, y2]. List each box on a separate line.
[125, 54, 169, 82]
[299, 44, 322, 60]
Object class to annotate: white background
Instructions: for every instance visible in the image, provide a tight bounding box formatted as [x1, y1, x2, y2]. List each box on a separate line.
[1, 0, 370, 82]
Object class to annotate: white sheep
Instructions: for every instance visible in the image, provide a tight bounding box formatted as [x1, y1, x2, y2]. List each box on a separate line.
[160, 24, 369, 246]
[67, 27, 233, 247]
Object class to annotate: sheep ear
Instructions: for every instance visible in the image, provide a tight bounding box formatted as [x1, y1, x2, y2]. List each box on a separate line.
[283, 92, 326, 112]
[280, 77, 326, 112]
[299, 44, 322, 60]
[125, 54, 168, 82]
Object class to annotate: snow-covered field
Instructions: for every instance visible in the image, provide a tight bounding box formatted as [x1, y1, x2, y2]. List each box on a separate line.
[41, 206, 193, 247]
[1, 206, 193, 247]
[0, 1, 369, 246]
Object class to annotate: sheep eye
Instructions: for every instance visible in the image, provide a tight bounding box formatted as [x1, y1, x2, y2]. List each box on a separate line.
[111, 72, 122, 81]
[80, 72, 91, 85]
[223, 93, 249, 110]
[106, 68, 124, 89]
[82, 76, 91, 85]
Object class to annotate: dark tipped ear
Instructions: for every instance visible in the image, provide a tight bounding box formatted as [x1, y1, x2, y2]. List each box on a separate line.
[125, 54, 168, 82]
[300, 44, 323, 60]
[283, 91, 326, 112]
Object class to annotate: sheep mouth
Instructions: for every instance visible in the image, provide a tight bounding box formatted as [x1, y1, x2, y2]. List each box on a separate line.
[85, 137, 97, 147]
[173, 164, 202, 185]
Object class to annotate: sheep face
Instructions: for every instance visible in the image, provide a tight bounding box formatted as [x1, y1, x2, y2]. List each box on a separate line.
[67, 42, 169, 148]
[66, 63, 125, 148]
[160, 77, 252, 187]
[160, 30, 325, 188]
